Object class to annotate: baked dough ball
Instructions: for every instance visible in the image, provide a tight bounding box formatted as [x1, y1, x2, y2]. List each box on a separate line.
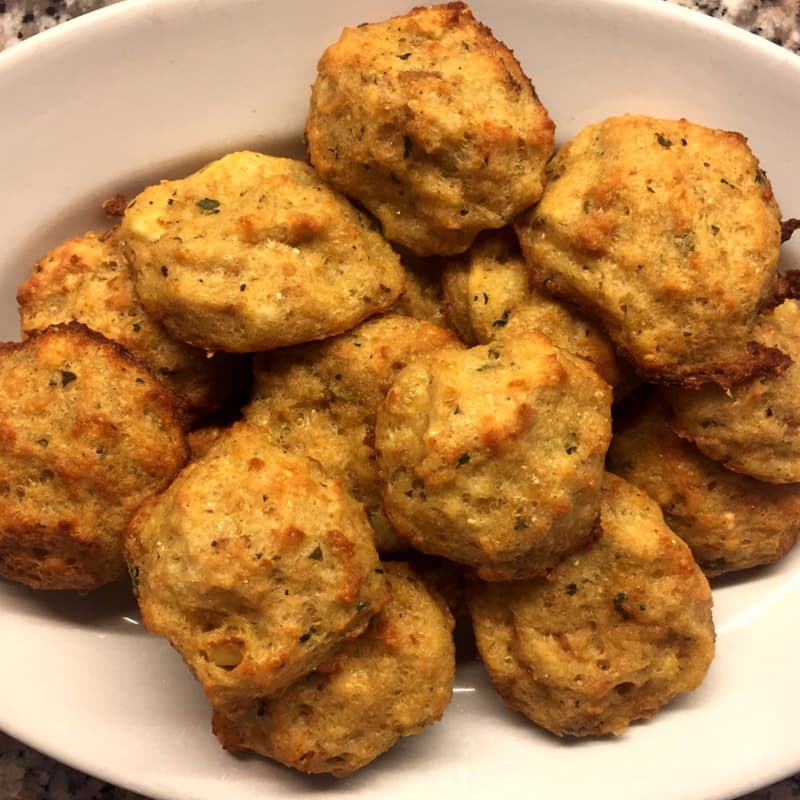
[469, 473, 715, 737]
[244, 314, 462, 553]
[119, 151, 405, 353]
[212, 561, 455, 777]
[607, 394, 799, 577]
[17, 229, 239, 418]
[0, 324, 187, 590]
[515, 115, 782, 387]
[375, 331, 612, 580]
[663, 300, 800, 483]
[125, 422, 387, 708]
[441, 229, 620, 387]
[306, 2, 555, 256]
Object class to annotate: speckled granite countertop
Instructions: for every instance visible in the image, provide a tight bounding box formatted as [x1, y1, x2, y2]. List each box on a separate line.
[1, 1, 800, 799]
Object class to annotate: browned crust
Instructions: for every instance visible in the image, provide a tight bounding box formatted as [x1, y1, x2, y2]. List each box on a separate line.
[781, 218, 800, 243]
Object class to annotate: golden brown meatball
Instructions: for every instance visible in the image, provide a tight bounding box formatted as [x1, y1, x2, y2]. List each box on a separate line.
[515, 115, 783, 387]
[663, 300, 800, 483]
[469, 473, 715, 737]
[375, 331, 612, 580]
[607, 394, 799, 577]
[211, 561, 455, 777]
[125, 422, 388, 709]
[244, 314, 462, 553]
[0, 324, 188, 590]
[17, 229, 240, 419]
[306, 2, 555, 256]
[440, 229, 620, 387]
[119, 151, 405, 353]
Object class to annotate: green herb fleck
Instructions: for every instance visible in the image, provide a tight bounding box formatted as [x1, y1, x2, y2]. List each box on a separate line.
[196, 197, 221, 213]
[491, 310, 510, 328]
[565, 583, 578, 596]
[254, 552, 263, 560]
[514, 517, 529, 530]
[720, 178, 737, 189]
[397, 52, 412, 60]
[240, 283, 247, 292]
[60, 370, 77, 387]
[457, 452, 471, 467]
[488, 347, 501, 360]
[613, 592, 632, 619]
[308, 545, 323, 561]
[454, 404, 461, 415]
[655, 133, 673, 148]
[403, 135, 413, 159]
[132, 322, 141, 332]
[482, 293, 489, 305]
[710, 224, 720, 235]
[565, 444, 578, 455]
[36, 438, 49, 448]
[161, 265, 169, 277]
[298, 626, 317, 643]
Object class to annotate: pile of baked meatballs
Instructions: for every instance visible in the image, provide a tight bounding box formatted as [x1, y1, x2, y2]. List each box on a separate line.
[1, 1, 798, 778]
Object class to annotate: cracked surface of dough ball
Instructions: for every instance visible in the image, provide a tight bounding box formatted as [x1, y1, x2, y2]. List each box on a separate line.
[0, 324, 188, 590]
[17, 229, 240, 419]
[515, 115, 782, 387]
[211, 561, 455, 777]
[607, 395, 799, 577]
[376, 330, 612, 580]
[441, 229, 619, 387]
[664, 300, 800, 483]
[119, 151, 405, 353]
[125, 422, 388, 708]
[245, 314, 462, 553]
[469, 473, 715, 737]
[306, 2, 555, 256]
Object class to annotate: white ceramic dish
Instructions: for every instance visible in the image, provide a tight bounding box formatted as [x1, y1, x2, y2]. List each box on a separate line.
[1, 1, 799, 798]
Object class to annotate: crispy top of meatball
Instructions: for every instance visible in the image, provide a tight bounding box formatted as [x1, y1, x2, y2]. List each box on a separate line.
[306, 2, 555, 256]
[376, 330, 612, 580]
[469, 473, 715, 737]
[441, 229, 620, 387]
[118, 151, 405, 353]
[245, 314, 462, 553]
[125, 421, 387, 709]
[664, 299, 800, 483]
[212, 561, 455, 778]
[17, 229, 240, 419]
[515, 115, 782, 387]
[0, 323, 188, 590]
[608, 393, 799, 576]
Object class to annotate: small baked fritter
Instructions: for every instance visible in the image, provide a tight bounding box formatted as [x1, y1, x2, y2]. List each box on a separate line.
[244, 314, 462, 553]
[607, 395, 799, 577]
[125, 422, 387, 708]
[375, 330, 612, 580]
[17, 229, 239, 418]
[441, 229, 620, 387]
[119, 151, 405, 353]
[306, 2, 555, 256]
[212, 561, 455, 777]
[663, 300, 800, 483]
[469, 473, 715, 737]
[0, 324, 188, 590]
[515, 115, 783, 387]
